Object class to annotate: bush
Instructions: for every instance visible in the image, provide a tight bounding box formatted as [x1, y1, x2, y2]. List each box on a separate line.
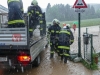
[81, 59, 98, 70]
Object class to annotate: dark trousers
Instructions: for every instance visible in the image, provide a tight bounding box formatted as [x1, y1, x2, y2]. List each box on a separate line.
[50, 42, 57, 58]
[29, 31, 33, 38]
[8, 2, 25, 27]
[50, 44, 55, 53]
[59, 48, 70, 63]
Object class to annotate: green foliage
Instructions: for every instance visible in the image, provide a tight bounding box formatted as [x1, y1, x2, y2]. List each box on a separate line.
[81, 59, 90, 69]
[81, 52, 99, 70]
[47, 18, 100, 28]
[46, 3, 100, 22]
[90, 63, 98, 70]
[81, 18, 100, 27]
[81, 59, 98, 70]
[93, 53, 99, 58]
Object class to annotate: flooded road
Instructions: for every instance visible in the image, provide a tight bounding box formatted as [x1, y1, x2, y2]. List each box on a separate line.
[2, 26, 100, 75]
[3, 46, 92, 75]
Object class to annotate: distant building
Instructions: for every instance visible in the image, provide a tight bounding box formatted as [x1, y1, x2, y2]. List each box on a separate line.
[0, 5, 8, 28]
[0, 5, 8, 13]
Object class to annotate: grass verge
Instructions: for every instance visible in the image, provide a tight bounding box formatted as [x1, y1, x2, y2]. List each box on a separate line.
[81, 59, 98, 70]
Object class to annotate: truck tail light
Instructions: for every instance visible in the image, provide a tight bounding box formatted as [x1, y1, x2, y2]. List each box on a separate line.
[17, 52, 31, 66]
[17, 56, 31, 62]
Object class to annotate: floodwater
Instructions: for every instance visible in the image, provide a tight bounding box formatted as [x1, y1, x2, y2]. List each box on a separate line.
[1, 26, 100, 75]
[3, 47, 92, 75]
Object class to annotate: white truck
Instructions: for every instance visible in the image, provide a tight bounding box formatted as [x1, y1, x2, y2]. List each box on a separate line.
[0, 13, 47, 72]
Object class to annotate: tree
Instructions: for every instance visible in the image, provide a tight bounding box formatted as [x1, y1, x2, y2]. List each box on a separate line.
[46, 3, 52, 22]
[45, 3, 100, 22]
[46, 3, 51, 12]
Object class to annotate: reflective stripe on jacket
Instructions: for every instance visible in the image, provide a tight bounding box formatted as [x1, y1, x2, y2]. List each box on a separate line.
[59, 30, 70, 35]
[58, 29, 70, 44]
[8, 20, 25, 24]
[29, 29, 33, 32]
[58, 46, 70, 50]
[8, 0, 19, 3]
[48, 24, 61, 38]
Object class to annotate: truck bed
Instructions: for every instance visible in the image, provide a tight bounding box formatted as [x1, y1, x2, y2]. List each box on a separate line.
[0, 27, 28, 49]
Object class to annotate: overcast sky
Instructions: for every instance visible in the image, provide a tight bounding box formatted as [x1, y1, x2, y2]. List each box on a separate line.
[1, 0, 100, 11]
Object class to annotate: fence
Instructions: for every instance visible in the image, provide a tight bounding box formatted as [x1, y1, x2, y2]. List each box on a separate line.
[83, 30, 99, 66]
[83, 33, 93, 65]
[69, 27, 100, 65]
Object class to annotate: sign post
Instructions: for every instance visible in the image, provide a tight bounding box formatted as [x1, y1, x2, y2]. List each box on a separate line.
[73, 0, 87, 58]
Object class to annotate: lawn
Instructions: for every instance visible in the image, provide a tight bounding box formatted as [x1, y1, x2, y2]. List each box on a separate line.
[47, 18, 100, 28]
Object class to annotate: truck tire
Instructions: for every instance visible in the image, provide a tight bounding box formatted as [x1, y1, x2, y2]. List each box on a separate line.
[34, 54, 41, 67]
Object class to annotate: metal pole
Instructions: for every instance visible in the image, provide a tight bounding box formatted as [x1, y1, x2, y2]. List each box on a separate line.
[86, 28, 88, 34]
[91, 34, 93, 65]
[84, 28, 88, 59]
[78, 11, 81, 57]
[86, 28, 88, 52]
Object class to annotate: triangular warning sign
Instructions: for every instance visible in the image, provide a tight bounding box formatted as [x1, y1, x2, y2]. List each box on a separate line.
[73, 0, 87, 8]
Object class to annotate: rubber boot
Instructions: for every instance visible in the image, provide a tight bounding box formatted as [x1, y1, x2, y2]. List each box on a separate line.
[50, 53, 54, 59]
[58, 52, 60, 56]
[64, 56, 67, 63]
[61, 55, 63, 61]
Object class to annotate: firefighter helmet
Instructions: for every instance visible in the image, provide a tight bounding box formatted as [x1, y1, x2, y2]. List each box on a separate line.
[67, 24, 70, 27]
[52, 19, 58, 24]
[52, 19, 60, 25]
[56, 20, 60, 25]
[31, 0, 38, 6]
[66, 24, 70, 29]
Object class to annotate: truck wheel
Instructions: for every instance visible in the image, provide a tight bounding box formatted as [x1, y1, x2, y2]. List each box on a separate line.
[34, 54, 41, 67]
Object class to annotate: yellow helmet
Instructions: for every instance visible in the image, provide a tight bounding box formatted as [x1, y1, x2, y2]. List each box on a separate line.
[31, 0, 38, 6]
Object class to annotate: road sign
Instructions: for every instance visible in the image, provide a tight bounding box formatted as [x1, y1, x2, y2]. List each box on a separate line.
[75, 8, 85, 13]
[73, 0, 87, 8]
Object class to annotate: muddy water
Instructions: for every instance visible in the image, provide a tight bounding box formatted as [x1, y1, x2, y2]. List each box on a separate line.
[3, 46, 92, 75]
[3, 26, 100, 75]
[35, 47, 92, 75]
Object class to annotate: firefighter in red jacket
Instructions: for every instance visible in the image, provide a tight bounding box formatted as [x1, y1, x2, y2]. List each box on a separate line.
[48, 19, 61, 58]
[27, 0, 43, 38]
[7, 0, 25, 28]
[58, 24, 74, 63]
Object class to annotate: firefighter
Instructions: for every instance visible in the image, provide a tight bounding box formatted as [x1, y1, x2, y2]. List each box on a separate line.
[55, 20, 61, 56]
[7, 0, 25, 28]
[48, 19, 61, 58]
[47, 24, 51, 46]
[58, 24, 74, 63]
[27, 0, 43, 38]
